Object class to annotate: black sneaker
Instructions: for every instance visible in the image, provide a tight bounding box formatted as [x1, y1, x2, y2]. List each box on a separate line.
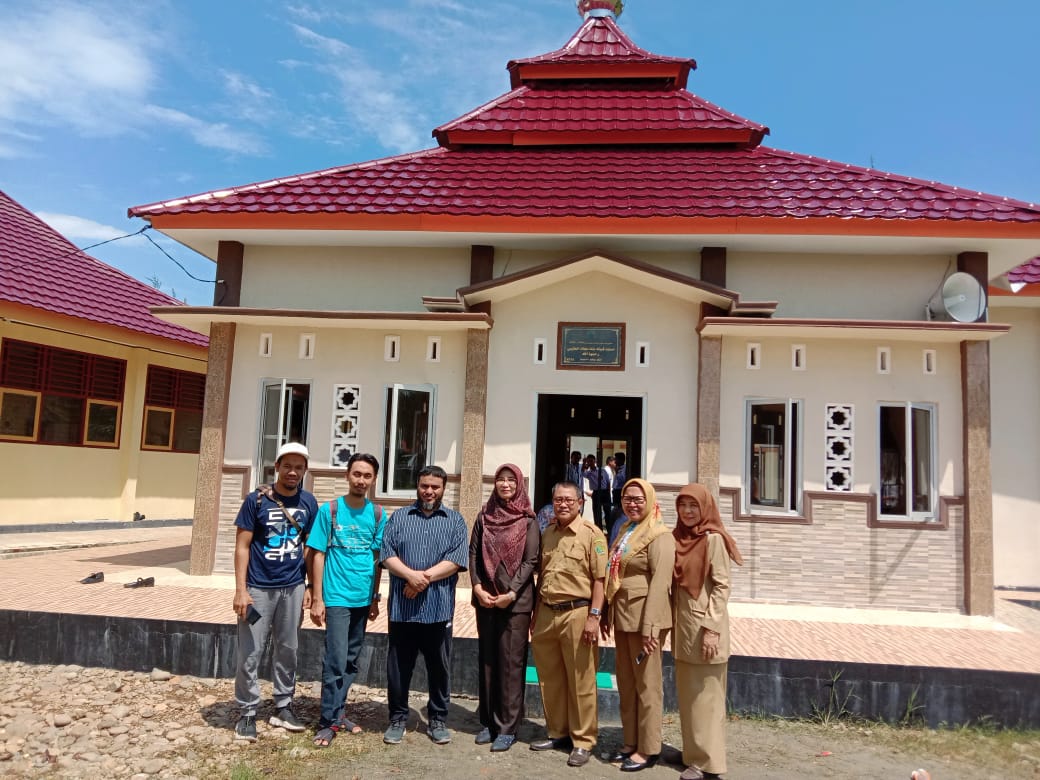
[234, 715, 257, 742]
[383, 720, 407, 744]
[428, 719, 451, 744]
[270, 706, 305, 732]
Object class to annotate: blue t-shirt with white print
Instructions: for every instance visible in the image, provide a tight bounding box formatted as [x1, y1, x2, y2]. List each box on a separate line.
[235, 487, 319, 589]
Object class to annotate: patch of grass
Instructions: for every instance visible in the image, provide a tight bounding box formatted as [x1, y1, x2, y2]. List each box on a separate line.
[809, 668, 859, 724]
[899, 684, 925, 726]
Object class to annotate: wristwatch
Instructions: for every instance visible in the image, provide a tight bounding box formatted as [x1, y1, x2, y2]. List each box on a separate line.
[372, 592, 382, 602]
[589, 607, 602, 617]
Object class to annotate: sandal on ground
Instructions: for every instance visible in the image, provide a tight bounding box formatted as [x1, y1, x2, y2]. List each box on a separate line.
[124, 577, 155, 588]
[313, 727, 336, 747]
[334, 717, 362, 734]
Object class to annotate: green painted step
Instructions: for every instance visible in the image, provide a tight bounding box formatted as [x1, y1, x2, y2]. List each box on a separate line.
[525, 666, 616, 690]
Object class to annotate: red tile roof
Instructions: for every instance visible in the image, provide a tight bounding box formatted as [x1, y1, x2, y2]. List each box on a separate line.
[507, 15, 694, 88]
[0, 190, 208, 348]
[433, 85, 766, 147]
[1008, 256, 1040, 284]
[129, 145, 1040, 224]
[128, 14, 1040, 237]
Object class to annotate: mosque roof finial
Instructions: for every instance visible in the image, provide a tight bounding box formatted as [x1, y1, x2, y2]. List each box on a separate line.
[577, 0, 623, 20]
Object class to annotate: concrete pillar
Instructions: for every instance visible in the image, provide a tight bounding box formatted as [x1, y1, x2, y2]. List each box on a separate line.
[697, 335, 722, 498]
[189, 322, 236, 575]
[961, 339, 994, 615]
[459, 329, 490, 534]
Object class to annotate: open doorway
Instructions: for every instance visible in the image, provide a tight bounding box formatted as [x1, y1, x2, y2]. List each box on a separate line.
[533, 393, 643, 513]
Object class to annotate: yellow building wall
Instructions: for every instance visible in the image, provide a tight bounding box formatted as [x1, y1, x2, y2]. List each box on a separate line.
[0, 309, 206, 524]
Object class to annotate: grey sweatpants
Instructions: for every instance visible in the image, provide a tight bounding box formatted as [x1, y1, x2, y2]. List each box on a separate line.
[235, 583, 305, 715]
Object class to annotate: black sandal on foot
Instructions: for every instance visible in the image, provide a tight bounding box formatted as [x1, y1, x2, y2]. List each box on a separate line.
[313, 727, 336, 747]
[334, 717, 362, 734]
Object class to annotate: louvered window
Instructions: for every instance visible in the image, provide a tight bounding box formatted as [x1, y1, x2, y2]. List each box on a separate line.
[0, 339, 125, 446]
[142, 365, 205, 453]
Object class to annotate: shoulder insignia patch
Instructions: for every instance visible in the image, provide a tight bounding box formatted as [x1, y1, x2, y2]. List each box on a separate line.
[594, 540, 607, 556]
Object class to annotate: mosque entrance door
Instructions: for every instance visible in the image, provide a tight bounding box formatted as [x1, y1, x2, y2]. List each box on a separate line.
[532, 393, 643, 514]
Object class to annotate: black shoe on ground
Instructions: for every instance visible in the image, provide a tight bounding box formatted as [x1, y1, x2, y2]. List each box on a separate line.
[567, 747, 592, 767]
[234, 715, 257, 742]
[531, 736, 573, 752]
[491, 734, 516, 752]
[79, 572, 104, 584]
[270, 706, 305, 732]
[475, 727, 493, 745]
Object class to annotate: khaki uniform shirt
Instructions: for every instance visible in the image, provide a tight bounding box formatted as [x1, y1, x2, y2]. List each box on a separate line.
[672, 533, 732, 665]
[539, 518, 608, 603]
[610, 532, 675, 636]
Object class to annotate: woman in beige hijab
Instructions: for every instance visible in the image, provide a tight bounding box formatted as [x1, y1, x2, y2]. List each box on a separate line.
[600, 478, 675, 772]
[672, 484, 743, 780]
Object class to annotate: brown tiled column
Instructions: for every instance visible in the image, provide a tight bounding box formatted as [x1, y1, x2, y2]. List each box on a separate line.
[697, 334, 722, 498]
[961, 339, 994, 615]
[459, 328, 489, 533]
[190, 322, 236, 576]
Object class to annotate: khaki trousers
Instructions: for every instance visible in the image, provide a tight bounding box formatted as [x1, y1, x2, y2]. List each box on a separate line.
[531, 605, 599, 749]
[675, 659, 728, 775]
[614, 629, 664, 756]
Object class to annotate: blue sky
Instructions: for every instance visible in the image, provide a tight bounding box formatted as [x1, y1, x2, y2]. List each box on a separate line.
[2, 0, 1038, 305]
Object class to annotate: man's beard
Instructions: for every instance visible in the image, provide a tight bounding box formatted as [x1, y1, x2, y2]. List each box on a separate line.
[421, 498, 441, 512]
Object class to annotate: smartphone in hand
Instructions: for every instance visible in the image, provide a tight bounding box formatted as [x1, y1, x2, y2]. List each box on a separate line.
[246, 605, 262, 625]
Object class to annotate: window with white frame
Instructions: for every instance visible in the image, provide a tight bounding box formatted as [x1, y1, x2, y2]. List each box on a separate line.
[257, 379, 311, 485]
[878, 402, 936, 518]
[383, 384, 435, 495]
[746, 398, 802, 513]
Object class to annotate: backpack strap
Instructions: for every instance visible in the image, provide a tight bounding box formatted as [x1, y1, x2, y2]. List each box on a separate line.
[257, 484, 306, 541]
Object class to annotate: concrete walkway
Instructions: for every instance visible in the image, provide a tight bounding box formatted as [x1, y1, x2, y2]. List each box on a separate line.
[1, 523, 1039, 674]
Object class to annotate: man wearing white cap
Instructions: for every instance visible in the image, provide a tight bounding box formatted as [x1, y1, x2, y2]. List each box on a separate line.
[232, 441, 319, 742]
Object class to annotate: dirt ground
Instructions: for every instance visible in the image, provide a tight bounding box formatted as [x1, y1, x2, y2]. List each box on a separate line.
[234, 691, 1040, 780]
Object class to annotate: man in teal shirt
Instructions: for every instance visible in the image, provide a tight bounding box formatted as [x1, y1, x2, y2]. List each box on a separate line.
[307, 453, 385, 746]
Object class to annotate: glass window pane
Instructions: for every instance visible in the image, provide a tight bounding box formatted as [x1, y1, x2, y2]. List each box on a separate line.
[391, 388, 430, 492]
[911, 407, 933, 513]
[85, 402, 119, 444]
[0, 391, 38, 438]
[144, 408, 173, 448]
[172, 409, 203, 452]
[879, 406, 906, 515]
[788, 401, 799, 511]
[749, 402, 785, 507]
[39, 395, 83, 444]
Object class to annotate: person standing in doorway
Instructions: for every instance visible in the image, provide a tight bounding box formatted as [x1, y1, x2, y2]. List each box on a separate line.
[583, 455, 611, 532]
[232, 442, 319, 742]
[469, 463, 540, 752]
[566, 450, 583, 491]
[307, 453, 386, 747]
[530, 480, 608, 767]
[380, 465, 469, 746]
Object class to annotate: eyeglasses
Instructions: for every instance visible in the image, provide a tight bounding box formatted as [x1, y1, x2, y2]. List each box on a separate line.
[621, 497, 646, 505]
[552, 497, 578, 505]
[495, 475, 518, 484]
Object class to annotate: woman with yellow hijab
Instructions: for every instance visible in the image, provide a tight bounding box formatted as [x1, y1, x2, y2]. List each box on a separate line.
[600, 478, 675, 772]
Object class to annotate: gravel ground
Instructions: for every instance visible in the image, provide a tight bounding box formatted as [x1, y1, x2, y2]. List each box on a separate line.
[0, 660, 1037, 779]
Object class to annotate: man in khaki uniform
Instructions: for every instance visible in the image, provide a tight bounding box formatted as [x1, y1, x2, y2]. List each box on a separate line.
[530, 481, 608, 767]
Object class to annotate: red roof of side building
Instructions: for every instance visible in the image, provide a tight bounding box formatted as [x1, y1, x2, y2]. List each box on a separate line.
[129, 145, 1040, 224]
[128, 13, 1040, 235]
[1008, 256, 1040, 284]
[0, 190, 208, 348]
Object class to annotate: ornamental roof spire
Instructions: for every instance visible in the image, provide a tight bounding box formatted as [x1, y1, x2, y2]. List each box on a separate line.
[577, 0, 624, 20]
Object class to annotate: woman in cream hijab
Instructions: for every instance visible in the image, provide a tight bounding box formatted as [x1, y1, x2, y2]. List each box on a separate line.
[600, 478, 675, 772]
[672, 483, 743, 780]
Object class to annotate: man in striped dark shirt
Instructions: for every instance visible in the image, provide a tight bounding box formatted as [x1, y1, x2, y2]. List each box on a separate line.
[380, 465, 469, 747]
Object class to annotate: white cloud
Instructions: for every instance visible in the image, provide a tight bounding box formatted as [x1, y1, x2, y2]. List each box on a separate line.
[0, 3, 155, 134]
[142, 105, 267, 155]
[291, 24, 427, 153]
[35, 212, 126, 242]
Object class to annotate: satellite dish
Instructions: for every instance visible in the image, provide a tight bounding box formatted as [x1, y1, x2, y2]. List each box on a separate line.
[927, 272, 986, 323]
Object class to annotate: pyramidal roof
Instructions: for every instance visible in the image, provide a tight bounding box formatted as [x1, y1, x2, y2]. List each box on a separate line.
[0, 190, 208, 347]
[130, 14, 1040, 236]
[435, 14, 766, 148]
